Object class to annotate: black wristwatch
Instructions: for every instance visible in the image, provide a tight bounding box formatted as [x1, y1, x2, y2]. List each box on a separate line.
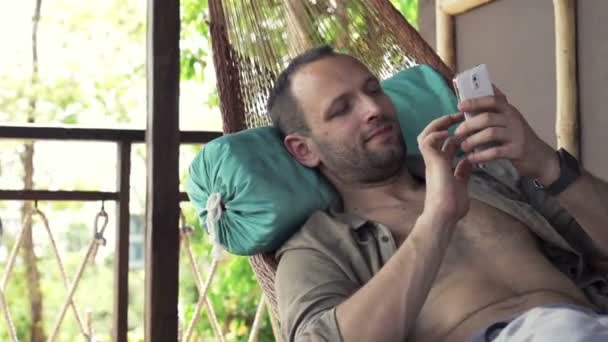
[533, 148, 581, 196]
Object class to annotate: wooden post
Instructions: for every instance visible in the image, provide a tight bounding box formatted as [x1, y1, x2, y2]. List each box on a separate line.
[553, 0, 579, 158]
[145, 0, 181, 341]
[113, 141, 131, 342]
[436, 1, 456, 70]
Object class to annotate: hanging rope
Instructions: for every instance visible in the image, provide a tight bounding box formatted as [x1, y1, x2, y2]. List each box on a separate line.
[179, 208, 281, 341]
[0, 212, 32, 342]
[0, 283, 17, 342]
[247, 294, 267, 342]
[179, 210, 225, 342]
[37, 206, 91, 340]
[267, 304, 283, 342]
[1, 204, 101, 341]
[48, 205, 108, 341]
[86, 309, 93, 342]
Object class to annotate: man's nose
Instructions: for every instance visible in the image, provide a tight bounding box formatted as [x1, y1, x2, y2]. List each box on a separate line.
[359, 94, 382, 122]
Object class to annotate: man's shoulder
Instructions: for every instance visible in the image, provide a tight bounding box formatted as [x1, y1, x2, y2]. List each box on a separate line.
[275, 209, 350, 259]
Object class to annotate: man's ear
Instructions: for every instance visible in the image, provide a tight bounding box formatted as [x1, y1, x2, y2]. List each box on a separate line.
[284, 134, 320, 168]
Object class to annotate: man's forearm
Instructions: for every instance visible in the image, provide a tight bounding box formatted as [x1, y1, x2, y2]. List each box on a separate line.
[556, 170, 608, 257]
[335, 214, 454, 342]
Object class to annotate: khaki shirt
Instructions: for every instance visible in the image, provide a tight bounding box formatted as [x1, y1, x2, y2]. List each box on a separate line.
[275, 156, 608, 341]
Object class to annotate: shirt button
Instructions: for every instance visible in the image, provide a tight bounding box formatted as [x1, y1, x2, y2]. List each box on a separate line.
[381, 236, 390, 243]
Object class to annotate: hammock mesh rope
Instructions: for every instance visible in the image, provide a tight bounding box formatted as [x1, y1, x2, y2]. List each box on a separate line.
[209, 0, 451, 132]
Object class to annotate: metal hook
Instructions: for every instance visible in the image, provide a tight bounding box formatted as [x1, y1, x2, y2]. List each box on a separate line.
[93, 205, 109, 246]
[179, 208, 193, 235]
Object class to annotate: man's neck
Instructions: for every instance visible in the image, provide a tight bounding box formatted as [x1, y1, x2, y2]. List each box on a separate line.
[334, 165, 425, 215]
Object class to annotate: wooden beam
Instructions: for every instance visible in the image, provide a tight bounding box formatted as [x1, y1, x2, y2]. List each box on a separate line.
[0, 126, 144, 142]
[553, 0, 579, 158]
[0, 190, 191, 203]
[440, 0, 495, 16]
[0, 125, 221, 144]
[180, 131, 223, 144]
[179, 192, 191, 203]
[436, 1, 456, 70]
[113, 142, 131, 342]
[0, 190, 118, 201]
[145, 0, 181, 341]
[435, 0, 498, 70]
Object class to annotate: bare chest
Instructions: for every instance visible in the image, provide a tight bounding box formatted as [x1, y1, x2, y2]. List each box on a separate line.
[368, 198, 535, 250]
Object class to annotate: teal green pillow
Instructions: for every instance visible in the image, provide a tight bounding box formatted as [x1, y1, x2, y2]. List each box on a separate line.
[383, 64, 458, 155]
[187, 64, 457, 255]
[187, 127, 336, 256]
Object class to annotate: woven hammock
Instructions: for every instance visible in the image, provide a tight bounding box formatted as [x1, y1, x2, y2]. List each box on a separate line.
[208, 0, 453, 324]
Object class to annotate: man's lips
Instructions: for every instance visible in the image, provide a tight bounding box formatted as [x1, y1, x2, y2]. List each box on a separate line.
[365, 124, 394, 142]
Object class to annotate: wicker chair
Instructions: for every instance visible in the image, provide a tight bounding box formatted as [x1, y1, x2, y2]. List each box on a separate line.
[208, 0, 454, 328]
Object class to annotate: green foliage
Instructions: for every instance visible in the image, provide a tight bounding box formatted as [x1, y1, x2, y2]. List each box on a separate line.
[180, 0, 210, 82]
[0, 264, 32, 340]
[390, 0, 419, 27]
[0, 0, 419, 341]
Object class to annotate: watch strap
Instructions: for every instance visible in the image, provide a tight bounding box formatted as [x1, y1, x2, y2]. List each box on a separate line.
[534, 148, 580, 196]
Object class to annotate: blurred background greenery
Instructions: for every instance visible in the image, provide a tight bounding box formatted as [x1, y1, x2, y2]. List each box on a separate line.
[0, 0, 417, 340]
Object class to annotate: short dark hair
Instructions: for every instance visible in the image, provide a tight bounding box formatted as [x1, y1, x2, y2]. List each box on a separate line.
[267, 45, 336, 135]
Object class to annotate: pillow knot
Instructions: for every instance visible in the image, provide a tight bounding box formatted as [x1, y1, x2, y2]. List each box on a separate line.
[206, 192, 226, 260]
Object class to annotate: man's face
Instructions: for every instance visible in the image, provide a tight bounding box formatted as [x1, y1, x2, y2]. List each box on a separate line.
[290, 55, 406, 183]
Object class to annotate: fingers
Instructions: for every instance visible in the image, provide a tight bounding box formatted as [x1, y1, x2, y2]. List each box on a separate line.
[492, 85, 507, 101]
[420, 130, 450, 152]
[418, 113, 464, 141]
[466, 145, 511, 164]
[458, 95, 509, 114]
[460, 127, 509, 153]
[454, 112, 508, 139]
[454, 158, 473, 181]
[441, 136, 460, 159]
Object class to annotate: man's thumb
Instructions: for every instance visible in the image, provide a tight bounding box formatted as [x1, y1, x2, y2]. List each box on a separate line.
[454, 158, 473, 181]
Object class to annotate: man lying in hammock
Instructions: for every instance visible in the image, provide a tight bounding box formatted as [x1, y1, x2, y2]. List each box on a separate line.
[269, 45, 608, 342]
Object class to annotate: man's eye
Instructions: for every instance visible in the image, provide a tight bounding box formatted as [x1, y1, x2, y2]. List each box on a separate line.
[367, 83, 382, 95]
[331, 101, 350, 118]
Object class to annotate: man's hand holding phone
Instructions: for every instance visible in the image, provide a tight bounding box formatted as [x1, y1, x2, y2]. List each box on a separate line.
[452, 65, 558, 182]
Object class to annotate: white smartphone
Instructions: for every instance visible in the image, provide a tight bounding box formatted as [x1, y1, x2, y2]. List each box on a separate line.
[453, 64, 495, 166]
[453, 64, 494, 119]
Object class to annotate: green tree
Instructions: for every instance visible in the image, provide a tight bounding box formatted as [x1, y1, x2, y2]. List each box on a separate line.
[1, 0, 145, 340]
[391, 0, 419, 26]
[0, 0, 419, 340]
